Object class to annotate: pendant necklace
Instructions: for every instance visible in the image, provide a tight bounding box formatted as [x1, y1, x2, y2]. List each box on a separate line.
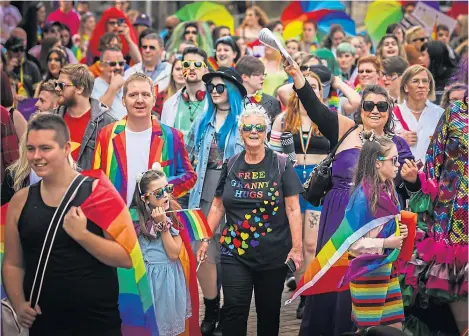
[299, 123, 314, 179]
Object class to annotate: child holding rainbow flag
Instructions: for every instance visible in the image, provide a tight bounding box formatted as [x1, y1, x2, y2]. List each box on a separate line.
[131, 162, 199, 336]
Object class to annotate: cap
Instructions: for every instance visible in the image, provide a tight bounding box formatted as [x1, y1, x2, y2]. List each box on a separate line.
[4, 36, 24, 51]
[134, 13, 151, 28]
[202, 67, 247, 97]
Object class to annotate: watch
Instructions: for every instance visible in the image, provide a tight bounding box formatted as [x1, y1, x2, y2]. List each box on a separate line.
[200, 238, 210, 243]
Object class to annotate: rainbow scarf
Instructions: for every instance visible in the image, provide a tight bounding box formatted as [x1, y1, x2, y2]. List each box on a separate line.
[207, 57, 219, 71]
[176, 209, 212, 242]
[355, 84, 362, 95]
[327, 89, 340, 113]
[287, 183, 403, 304]
[92, 117, 196, 201]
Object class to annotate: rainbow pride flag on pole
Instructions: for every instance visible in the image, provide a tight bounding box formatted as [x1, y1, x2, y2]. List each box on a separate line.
[175, 208, 212, 242]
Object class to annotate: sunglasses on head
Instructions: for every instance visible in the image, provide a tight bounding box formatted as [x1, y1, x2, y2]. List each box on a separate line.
[182, 60, 206, 69]
[55, 81, 74, 90]
[358, 69, 376, 74]
[362, 101, 389, 112]
[378, 155, 399, 166]
[207, 83, 226, 94]
[241, 124, 266, 133]
[143, 184, 174, 199]
[141, 45, 157, 51]
[184, 29, 197, 35]
[103, 60, 126, 67]
[412, 37, 428, 43]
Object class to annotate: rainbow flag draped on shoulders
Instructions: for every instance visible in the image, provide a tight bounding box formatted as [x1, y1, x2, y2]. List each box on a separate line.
[287, 184, 403, 305]
[80, 170, 158, 335]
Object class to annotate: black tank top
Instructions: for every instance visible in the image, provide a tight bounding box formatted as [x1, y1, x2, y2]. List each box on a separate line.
[18, 179, 121, 335]
[292, 131, 330, 155]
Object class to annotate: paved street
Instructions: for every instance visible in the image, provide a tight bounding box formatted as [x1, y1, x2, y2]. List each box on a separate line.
[199, 285, 301, 335]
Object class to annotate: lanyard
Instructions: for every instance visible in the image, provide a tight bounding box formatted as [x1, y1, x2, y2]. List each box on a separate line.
[299, 123, 314, 179]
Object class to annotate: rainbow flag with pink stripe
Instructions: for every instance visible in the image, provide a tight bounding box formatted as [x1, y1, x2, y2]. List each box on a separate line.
[176, 209, 212, 242]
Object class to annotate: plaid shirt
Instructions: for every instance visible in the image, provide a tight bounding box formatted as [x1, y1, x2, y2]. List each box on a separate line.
[1, 106, 19, 183]
[152, 89, 168, 118]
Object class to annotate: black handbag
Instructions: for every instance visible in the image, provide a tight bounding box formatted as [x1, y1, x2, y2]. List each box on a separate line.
[303, 125, 358, 207]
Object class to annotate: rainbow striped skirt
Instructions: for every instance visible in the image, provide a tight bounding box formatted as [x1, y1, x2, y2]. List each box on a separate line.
[350, 263, 405, 328]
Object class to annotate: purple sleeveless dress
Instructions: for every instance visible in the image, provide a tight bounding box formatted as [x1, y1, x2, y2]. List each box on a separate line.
[300, 137, 411, 336]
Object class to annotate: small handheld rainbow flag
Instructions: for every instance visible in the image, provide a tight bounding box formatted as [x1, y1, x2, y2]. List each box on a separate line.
[175, 209, 212, 242]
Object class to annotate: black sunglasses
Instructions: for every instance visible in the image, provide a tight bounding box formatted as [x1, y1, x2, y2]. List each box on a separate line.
[207, 83, 226, 94]
[358, 69, 376, 74]
[103, 60, 126, 67]
[10, 46, 25, 53]
[300, 65, 316, 72]
[362, 101, 389, 113]
[412, 37, 428, 43]
[241, 124, 266, 133]
[141, 45, 157, 51]
[55, 81, 74, 90]
[184, 30, 198, 35]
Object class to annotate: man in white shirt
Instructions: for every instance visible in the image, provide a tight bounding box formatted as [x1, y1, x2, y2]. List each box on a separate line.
[91, 46, 127, 119]
[393, 65, 443, 163]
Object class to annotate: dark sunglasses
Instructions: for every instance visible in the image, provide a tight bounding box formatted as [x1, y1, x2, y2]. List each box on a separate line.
[181, 60, 206, 69]
[299, 65, 316, 72]
[241, 124, 267, 133]
[10, 46, 25, 53]
[141, 45, 157, 51]
[103, 60, 126, 67]
[362, 101, 389, 112]
[207, 83, 226, 94]
[184, 30, 198, 35]
[55, 81, 74, 90]
[378, 155, 399, 167]
[143, 184, 174, 199]
[412, 37, 428, 43]
[358, 69, 376, 74]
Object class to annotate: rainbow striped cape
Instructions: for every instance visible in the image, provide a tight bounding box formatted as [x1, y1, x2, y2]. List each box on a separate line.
[287, 184, 402, 304]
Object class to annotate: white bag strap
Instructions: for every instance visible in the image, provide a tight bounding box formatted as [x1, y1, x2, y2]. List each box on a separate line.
[29, 174, 88, 307]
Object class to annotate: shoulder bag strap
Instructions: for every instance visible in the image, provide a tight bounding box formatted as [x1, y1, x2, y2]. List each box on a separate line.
[29, 174, 88, 308]
[329, 125, 358, 158]
[393, 105, 410, 132]
[227, 152, 243, 176]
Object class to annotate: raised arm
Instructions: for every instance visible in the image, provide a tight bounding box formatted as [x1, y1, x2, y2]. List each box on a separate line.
[332, 76, 361, 116]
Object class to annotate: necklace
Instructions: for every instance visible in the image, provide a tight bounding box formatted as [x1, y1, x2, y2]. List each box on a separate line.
[299, 123, 314, 179]
[187, 100, 203, 122]
[358, 127, 393, 144]
[217, 106, 230, 111]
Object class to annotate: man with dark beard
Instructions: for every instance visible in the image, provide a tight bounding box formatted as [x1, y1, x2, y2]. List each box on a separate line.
[55, 64, 116, 170]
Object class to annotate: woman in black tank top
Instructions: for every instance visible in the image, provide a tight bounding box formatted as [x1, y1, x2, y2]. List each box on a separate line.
[17, 179, 121, 336]
[269, 71, 330, 318]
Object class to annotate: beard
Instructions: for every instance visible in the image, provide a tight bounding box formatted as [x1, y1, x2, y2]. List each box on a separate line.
[61, 95, 77, 108]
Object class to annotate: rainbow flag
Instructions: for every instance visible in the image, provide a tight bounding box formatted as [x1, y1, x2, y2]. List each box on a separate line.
[207, 56, 219, 71]
[176, 208, 212, 242]
[80, 170, 158, 335]
[287, 184, 402, 305]
[328, 89, 340, 113]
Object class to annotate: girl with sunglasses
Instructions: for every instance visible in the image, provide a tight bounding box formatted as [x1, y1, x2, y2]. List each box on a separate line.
[284, 58, 421, 336]
[131, 162, 193, 336]
[186, 67, 246, 335]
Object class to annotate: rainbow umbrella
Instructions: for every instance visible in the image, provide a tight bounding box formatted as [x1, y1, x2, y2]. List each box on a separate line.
[283, 9, 333, 40]
[174, 2, 234, 34]
[317, 11, 356, 36]
[365, 1, 404, 42]
[281, 1, 345, 25]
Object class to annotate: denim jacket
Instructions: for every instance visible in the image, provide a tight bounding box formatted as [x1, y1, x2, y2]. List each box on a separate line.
[55, 98, 116, 170]
[186, 113, 243, 209]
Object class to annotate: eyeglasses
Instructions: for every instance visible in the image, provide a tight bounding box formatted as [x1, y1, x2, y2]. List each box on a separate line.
[362, 101, 389, 112]
[181, 60, 206, 69]
[184, 29, 198, 35]
[358, 69, 376, 74]
[241, 124, 267, 133]
[103, 60, 126, 67]
[300, 65, 316, 72]
[378, 155, 399, 166]
[412, 37, 428, 43]
[143, 184, 174, 199]
[141, 45, 157, 51]
[10, 46, 25, 53]
[207, 83, 226, 94]
[55, 81, 74, 90]
[251, 72, 267, 77]
[383, 73, 398, 81]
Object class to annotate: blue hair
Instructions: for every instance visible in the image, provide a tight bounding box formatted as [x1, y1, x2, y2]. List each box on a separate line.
[196, 79, 244, 151]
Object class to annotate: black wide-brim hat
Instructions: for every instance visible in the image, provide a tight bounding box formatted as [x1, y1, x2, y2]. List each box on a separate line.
[202, 67, 247, 98]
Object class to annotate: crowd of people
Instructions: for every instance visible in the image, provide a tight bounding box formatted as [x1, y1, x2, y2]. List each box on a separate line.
[0, 1, 468, 336]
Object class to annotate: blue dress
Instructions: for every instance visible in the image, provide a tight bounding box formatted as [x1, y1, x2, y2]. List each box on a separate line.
[139, 225, 191, 336]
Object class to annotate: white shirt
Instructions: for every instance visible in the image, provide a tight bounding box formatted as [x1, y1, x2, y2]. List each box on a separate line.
[125, 128, 152, 206]
[124, 61, 172, 92]
[91, 77, 127, 120]
[394, 100, 443, 163]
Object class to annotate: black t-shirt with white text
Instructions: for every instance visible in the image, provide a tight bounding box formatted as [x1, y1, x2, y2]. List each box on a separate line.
[215, 148, 304, 270]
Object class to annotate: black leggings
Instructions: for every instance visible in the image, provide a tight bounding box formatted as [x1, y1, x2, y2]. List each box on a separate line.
[221, 256, 287, 336]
